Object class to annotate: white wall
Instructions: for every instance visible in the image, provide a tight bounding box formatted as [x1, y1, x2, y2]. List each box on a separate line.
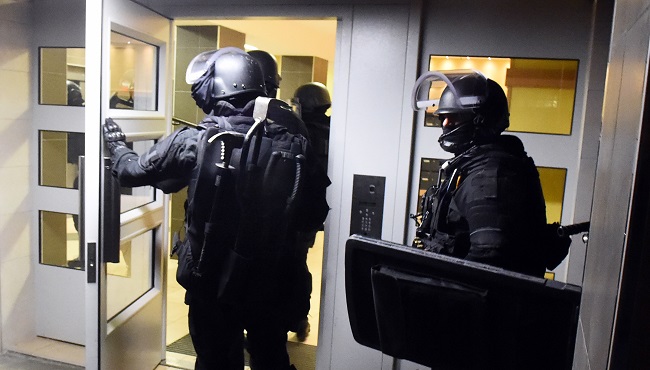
[0, 0, 87, 352]
[322, 4, 421, 370]
[0, 1, 35, 351]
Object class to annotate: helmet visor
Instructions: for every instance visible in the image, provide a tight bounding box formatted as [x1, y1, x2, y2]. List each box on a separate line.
[411, 69, 487, 112]
[185, 47, 246, 84]
[185, 50, 219, 84]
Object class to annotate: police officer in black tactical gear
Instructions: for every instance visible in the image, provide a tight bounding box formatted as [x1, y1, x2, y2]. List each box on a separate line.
[248, 50, 282, 99]
[103, 47, 329, 370]
[293, 82, 331, 172]
[247, 50, 315, 343]
[411, 70, 569, 277]
[276, 82, 334, 343]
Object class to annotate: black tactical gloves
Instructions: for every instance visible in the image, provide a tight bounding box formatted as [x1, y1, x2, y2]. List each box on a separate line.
[103, 118, 127, 155]
[543, 222, 573, 270]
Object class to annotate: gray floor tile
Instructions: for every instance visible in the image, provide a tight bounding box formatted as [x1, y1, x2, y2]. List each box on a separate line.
[0, 352, 82, 370]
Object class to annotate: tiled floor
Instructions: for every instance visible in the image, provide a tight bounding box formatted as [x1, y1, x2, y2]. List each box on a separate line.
[7, 232, 325, 370]
[0, 351, 188, 370]
[0, 352, 82, 370]
[11, 337, 84, 368]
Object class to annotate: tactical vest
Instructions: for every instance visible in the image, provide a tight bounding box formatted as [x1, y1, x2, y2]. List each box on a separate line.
[174, 97, 312, 303]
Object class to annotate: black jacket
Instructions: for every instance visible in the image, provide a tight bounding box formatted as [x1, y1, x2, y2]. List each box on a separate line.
[416, 135, 548, 277]
[302, 111, 330, 173]
[110, 99, 330, 253]
[110, 100, 329, 200]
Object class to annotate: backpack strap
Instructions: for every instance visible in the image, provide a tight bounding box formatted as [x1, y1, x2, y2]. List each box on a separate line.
[253, 96, 272, 122]
[237, 96, 279, 198]
[194, 130, 244, 276]
[183, 122, 244, 273]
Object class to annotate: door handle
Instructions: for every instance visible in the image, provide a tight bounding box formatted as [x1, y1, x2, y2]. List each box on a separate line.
[102, 157, 121, 263]
[79, 156, 97, 283]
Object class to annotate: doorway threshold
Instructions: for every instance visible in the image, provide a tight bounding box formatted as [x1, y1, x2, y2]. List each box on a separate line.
[163, 351, 252, 370]
[12, 336, 84, 368]
[163, 351, 194, 369]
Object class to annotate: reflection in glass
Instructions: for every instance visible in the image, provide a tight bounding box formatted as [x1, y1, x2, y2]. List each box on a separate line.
[110, 31, 158, 111]
[416, 159, 567, 226]
[107, 230, 154, 320]
[417, 157, 445, 214]
[39, 47, 85, 106]
[427, 56, 578, 135]
[40, 211, 84, 270]
[40, 130, 84, 189]
[120, 140, 157, 212]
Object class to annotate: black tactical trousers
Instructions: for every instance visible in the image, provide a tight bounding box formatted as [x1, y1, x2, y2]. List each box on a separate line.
[188, 295, 291, 370]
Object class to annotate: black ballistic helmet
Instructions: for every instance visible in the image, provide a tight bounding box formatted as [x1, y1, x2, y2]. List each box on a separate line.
[248, 50, 281, 98]
[437, 75, 509, 153]
[293, 82, 331, 114]
[186, 47, 266, 112]
[412, 70, 509, 154]
[436, 74, 509, 130]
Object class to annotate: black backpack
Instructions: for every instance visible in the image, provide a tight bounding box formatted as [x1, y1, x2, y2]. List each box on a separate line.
[174, 97, 310, 303]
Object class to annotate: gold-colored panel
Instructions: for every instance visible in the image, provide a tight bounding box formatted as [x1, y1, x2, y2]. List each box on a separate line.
[537, 166, 567, 224]
[40, 48, 67, 105]
[312, 57, 328, 84]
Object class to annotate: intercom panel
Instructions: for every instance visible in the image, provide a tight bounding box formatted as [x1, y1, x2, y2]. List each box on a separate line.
[350, 174, 386, 239]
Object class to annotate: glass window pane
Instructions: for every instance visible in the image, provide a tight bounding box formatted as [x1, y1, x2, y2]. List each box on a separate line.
[40, 211, 84, 270]
[427, 56, 578, 135]
[416, 157, 445, 214]
[107, 230, 154, 320]
[39, 130, 84, 189]
[39, 47, 85, 106]
[110, 32, 158, 111]
[507, 59, 577, 135]
[413, 157, 447, 230]
[120, 139, 157, 212]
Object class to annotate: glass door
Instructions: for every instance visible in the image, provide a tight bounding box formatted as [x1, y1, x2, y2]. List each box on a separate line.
[84, 0, 172, 369]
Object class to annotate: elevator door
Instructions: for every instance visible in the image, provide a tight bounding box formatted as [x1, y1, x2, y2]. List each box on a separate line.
[84, 1, 172, 369]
